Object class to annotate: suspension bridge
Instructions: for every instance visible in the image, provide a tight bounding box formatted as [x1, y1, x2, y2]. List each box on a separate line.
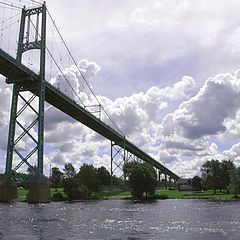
[0, 1, 179, 203]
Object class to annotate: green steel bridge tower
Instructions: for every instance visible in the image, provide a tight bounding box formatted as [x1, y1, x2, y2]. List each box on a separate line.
[1, 3, 50, 202]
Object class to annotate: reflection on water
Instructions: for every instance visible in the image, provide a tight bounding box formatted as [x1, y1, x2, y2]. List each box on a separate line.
[0, 200, 240, 239]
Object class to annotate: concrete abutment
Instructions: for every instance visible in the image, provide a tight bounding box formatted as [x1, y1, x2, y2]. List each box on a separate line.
[0, 184, 18, 202]
[0, 183, 51, 203]
[27, 184, 51, 203]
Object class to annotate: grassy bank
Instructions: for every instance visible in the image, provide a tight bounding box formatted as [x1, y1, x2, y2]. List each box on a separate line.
[18, 188, 66, 201]
[17, 188, 239, 201]
[155, 189, 238, 201]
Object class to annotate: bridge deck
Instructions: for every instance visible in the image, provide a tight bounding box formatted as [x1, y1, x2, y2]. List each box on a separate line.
[0, 48, 179, 179]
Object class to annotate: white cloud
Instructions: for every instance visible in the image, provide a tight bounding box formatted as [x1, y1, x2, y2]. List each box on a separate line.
[225, 27, 240, 55]
[51, 59, 101, 103]
[163, 72, 240, 139]
[223, 143, 240, 167]
[220, 111, 240, 141]
[0, 81, 11, 150]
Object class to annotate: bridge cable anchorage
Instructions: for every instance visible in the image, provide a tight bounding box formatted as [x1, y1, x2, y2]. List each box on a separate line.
[46, 7, 124, 136]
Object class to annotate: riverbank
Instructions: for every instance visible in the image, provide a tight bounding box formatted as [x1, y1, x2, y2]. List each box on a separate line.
[155, 189, 239, 201]
[17, 188, 239, 201]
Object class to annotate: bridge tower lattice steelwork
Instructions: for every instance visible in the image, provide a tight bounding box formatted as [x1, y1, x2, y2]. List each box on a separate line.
[5, 4, 46, 183]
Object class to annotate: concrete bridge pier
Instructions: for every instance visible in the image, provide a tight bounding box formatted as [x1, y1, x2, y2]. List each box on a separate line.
[27, 184, 51, 203]
[0, 183, 18, 202]
[164, 173, 168, 189]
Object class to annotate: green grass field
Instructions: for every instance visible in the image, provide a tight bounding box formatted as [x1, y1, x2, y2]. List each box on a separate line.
[155, 189, 237, 201]
[17, 188, 238, 201]
[18, 188, 66, 201]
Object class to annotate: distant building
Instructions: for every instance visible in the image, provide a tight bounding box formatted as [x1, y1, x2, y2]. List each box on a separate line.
[177, 178, 193, 191]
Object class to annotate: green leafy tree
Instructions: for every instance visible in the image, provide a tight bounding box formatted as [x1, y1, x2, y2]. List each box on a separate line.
[76, 164, 100, 197]
[96, 166, 111, 186]
[124, 162, 157, 199]
[50, 167, 64, 188]
[229, 167, 240, 198]
[220, 159, 235, 193]
[201, 159, 236, 194]
[63, 163, 76, 179]
[62, 177, 80, 201]
[192, 176, 202, 191]
[201, 159, 221, 194]
[62, 163, 78, 201]
[112, 175, 125, 187]
[62, 163, 101, 201]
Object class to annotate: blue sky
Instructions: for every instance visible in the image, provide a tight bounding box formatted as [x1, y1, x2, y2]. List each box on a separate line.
[1, 0, 240, 177]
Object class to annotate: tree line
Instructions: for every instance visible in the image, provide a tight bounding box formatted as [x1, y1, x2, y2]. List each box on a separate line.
[1, 158, 240, 200]
[193, 159, 240, 197]
[50, 162, 158, 201]
[50, 163, 124, 200]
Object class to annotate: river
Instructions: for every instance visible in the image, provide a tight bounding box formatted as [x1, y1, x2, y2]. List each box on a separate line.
[0, 199, 239, 240]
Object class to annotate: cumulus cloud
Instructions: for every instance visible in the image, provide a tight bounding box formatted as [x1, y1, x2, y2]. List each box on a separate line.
[223, 143, 240, 167]
[163, 72, 240, 139]
[51, 59, 101, 103]
[220, 115, 240, 142]
[102, 75, 195, 135]
[0, 81, 11, 150]
[103, 0, 233, 67]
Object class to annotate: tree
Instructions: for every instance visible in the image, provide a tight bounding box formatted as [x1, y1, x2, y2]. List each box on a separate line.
[50, 167, 64, 188]
[62, 163, 101, 201]
[201, 159, 221, 194]
[62, 177, 81, 201]
[96, 166, 111, 186]
[76, 164, 100, 196]
[229, 167, 240, 198]
[63, 163, 76, 179]
[124, 162, 157, 199]
[112, 175, 125, 187]
[192, 176, 202, 191]
[220, 159, 235, 193]
[62, 163, 78, 201]
[201, 159, 236, 194]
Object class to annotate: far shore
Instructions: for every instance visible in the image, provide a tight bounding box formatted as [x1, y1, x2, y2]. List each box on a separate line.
[16, 188, 240, 202]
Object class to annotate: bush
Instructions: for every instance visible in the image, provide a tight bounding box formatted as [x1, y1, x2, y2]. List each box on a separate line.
[124, 162, 157, 199]
[155, 194, 169, 200]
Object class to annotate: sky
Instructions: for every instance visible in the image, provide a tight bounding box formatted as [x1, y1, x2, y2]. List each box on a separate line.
[1, 0, 240, 178]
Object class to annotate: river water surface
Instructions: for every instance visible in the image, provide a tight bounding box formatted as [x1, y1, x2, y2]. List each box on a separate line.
[0, 199, 240, 240]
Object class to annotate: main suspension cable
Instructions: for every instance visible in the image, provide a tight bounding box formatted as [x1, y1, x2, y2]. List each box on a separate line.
[46, 7, 124, 135]
[0, 1, 22, 9]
